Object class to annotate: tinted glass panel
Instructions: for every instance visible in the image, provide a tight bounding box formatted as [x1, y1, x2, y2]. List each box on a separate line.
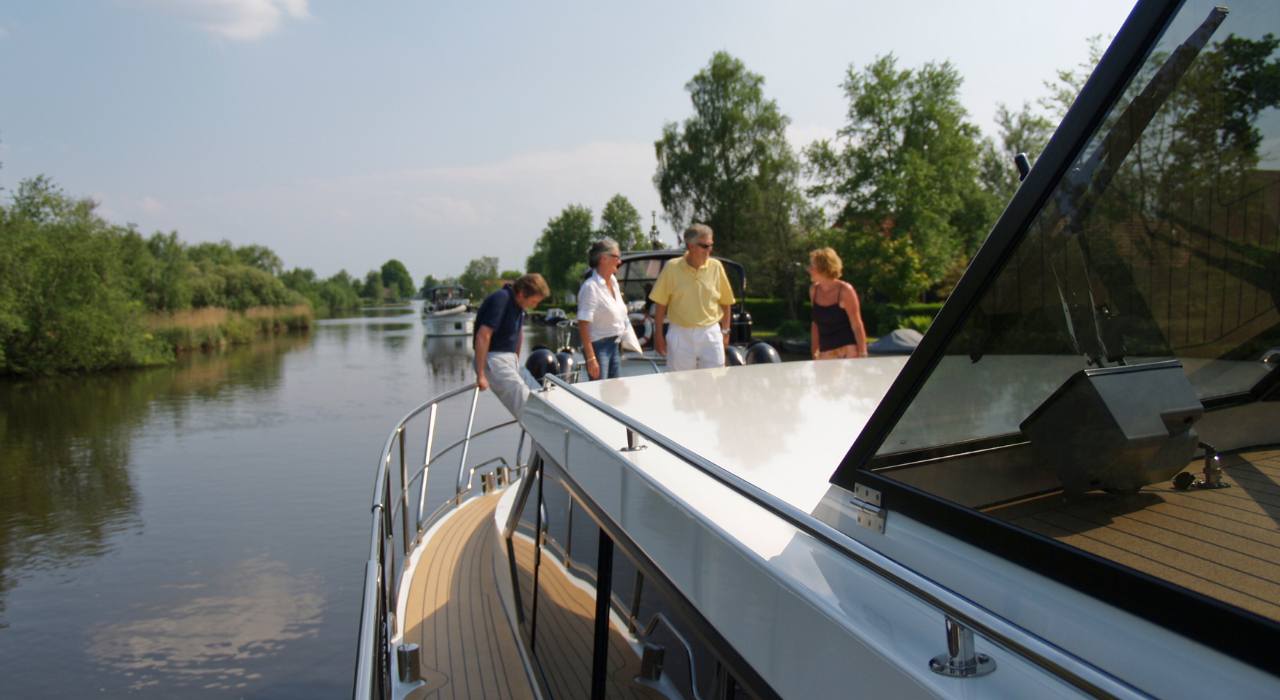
[880, 0, 1280, 460]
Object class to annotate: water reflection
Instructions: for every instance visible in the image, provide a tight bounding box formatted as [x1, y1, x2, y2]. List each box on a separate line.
[376, 323, 416, 353]
[85, 554, 323, 692]
[423, 335, 475, 383]
[0, 335, 307, 627]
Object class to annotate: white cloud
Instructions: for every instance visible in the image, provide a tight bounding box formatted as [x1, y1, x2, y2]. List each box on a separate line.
[140, 196, 164, 213]
[134, 0, 311, 41]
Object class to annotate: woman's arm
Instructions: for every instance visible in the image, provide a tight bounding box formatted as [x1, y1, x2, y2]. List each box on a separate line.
[809, 284, 819, 359]
[577, 320, 599, 379]
[841, 283, 868, 357]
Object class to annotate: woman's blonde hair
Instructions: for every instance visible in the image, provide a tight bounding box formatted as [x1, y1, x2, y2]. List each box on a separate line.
[809, 247, 842, 279]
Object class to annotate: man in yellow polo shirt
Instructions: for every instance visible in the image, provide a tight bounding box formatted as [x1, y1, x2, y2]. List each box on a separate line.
[650, 224, 737, 371]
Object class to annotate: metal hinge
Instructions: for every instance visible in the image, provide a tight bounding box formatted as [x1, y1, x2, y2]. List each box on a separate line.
[851, 484, 885, 534]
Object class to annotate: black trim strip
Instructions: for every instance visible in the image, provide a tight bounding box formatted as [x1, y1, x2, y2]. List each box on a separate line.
[590, 529, 614, 700]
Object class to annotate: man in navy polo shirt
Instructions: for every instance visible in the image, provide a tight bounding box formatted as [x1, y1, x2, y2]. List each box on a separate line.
[474, 273, 549, 418]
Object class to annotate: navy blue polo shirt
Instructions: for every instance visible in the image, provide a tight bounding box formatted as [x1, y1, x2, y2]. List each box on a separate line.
[474, 285, 525, 353]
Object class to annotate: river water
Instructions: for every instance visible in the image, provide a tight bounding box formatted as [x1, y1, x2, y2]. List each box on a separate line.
[0, 303, 572, 698]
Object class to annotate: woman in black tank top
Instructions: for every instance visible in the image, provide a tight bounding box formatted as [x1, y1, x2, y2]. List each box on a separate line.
[807, 247, 868, 360]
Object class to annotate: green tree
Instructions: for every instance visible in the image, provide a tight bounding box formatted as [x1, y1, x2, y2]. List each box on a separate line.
[978, 102, 1055, 205]
[823, 226, 930, 305]
[806, 54, 999, 284]
[0, 177, 171, 374]
[458, 256, 500, 298]
[380, 259, 414, 300]
[653, 52, 793, 256]
[144, 230, 196, 311]
[565, 261, 589, 294]
[734, 155, 813, 312]
[361, 270, 384, 303]
[526, 204, 594, 299]
[420, 274, 442, 296]
[598, 194, 645, 250]
[1040, 35, 1109, 120]
[235, 243, 283, 276]
[188, 239, 238, 266]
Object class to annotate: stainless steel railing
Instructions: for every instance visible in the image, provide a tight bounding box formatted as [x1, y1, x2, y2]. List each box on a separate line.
[539, 373, 1154, 700]
[353, 382, 527, 700]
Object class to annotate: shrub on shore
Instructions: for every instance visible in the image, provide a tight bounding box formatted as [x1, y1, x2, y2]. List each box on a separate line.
[149, 305, 312, 352]
[1, 176, 315, 376]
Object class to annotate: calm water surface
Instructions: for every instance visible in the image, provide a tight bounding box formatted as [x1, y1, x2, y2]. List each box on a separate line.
[0, 303, 565, 698]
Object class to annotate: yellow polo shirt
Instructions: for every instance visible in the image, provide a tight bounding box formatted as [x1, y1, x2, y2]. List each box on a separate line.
[648, 255, 737, 329]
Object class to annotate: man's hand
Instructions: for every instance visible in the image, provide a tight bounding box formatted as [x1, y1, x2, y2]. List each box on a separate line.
[722, 330, 730, 348]
[477, 375, 489, 391]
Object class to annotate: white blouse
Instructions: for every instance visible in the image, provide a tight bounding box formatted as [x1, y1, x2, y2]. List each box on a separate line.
[577, 269, 630, 342]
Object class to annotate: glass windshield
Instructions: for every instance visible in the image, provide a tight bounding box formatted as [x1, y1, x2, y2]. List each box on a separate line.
[878, 0, 1280, 459]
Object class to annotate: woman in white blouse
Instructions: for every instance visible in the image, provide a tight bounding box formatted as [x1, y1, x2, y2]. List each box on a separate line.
[577, 239, 629, 380]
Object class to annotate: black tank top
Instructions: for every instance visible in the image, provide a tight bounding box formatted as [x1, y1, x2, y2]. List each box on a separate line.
[812, 287, 857, 351]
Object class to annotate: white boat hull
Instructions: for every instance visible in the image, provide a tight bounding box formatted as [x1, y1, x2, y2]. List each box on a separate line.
[422, 312, 474, 336]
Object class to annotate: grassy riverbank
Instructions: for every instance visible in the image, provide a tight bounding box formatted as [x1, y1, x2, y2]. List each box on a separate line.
[149, 305, 312, 352]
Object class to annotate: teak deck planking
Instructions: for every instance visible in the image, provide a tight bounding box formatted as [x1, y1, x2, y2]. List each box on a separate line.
[402, 492, 663, 700]
[986, 448, 1280, 623]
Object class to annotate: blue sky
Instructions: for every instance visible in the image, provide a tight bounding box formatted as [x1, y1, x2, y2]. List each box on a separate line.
[0, 0, 1136, 282]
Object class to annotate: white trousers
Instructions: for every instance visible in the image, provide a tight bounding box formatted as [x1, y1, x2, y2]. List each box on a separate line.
[485, 352, 538, 418]
[665, 323, 724, 372]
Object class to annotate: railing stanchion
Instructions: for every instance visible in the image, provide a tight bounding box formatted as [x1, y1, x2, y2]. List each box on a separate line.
[399, 428, 410, 556]
[455, 386, 480, 503]
[417, 404, 438, 530]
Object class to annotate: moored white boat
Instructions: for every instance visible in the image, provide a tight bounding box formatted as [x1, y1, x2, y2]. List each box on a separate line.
[421, 285, 475, 337]
[357, 2, 1280, 697]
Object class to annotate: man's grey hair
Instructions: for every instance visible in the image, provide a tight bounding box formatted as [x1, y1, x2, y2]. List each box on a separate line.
[588, 238, 621, 269]
[684, 223, 713, 248]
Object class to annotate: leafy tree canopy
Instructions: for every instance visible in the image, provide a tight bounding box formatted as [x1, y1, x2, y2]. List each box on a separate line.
[361, 270, 384, 302]
[381, 259, 414, 300]
[978, 102, 1055, 204]
[458, 256, 500, 298]
[526, 204, 594, 299]
[598, 194, 646, 250]
[806, 53, 999, 282]
[654, 52, 793, 256]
